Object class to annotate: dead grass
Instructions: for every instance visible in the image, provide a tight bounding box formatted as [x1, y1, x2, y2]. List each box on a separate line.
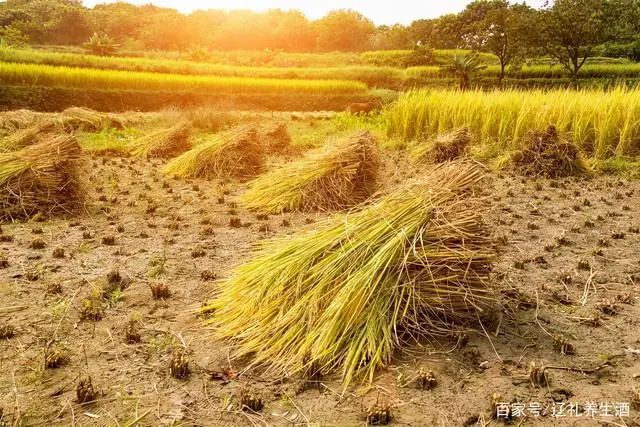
[410, 127, 473, 163]
[129, 121, 191, 159]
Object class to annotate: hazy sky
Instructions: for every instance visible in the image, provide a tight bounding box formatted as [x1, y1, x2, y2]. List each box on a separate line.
[82, 1, 547, 25]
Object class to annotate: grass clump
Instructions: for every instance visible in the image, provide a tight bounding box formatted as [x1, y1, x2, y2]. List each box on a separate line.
[410, 127, 472, 163]
[508, 126, 591, 178]
[129, 121, 191, 158]
[164, 126, 264, 180]
[204, 161, 495, 387]
[0, 134, 86, 220]
[242, 131, 380, 214]
[260, 122, 291, 154]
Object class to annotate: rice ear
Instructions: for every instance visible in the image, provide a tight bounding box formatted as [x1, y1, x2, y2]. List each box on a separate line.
[204, 160, 496, 388]
[242, 131, 380, 214]
[0, 134, 87, 220]
[129, 121, 191, 158]
[163, 125, 264, 180]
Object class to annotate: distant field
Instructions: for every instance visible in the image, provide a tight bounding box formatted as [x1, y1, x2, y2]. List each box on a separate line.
[2, 49, 638, 90]
[0, 62, 368, 94]
[385, 87, 640, 158]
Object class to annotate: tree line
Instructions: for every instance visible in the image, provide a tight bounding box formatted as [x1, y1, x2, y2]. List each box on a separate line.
[0, 0, 639, 76]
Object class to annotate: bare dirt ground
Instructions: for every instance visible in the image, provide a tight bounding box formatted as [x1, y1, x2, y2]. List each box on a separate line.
[1, 144, 640, 426]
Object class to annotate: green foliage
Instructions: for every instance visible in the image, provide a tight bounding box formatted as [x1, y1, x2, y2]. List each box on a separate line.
[440, 53, 488, 89]
[0, 25, 29, 48]
[313, 9, 376, 52]
[83, 32, 118, 56]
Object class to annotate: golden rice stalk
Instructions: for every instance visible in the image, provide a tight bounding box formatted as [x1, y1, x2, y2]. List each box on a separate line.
[260, 122, 291, 154]
[204, 161, 495, 388]
[410, 127, 473, 163]
[60, 107, 128, 132]
[242, 131, 380, 214]
[0, 109, 42, 133]
[163, 126, 264, 180]
[0, 134, 86, 220]
[510, 125, 592, 178]
[0, 120, 58, 153]
[129, 121, 191, 159]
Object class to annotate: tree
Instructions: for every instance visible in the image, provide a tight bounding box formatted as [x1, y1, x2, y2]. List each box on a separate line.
[83, 32, 118, 55]
[0, 25, 29, 47]
[533, 0, 624, 78]
[370, 24, 412, 50]
[441, 54, 487, 90]
[460, 1, 534, 83]
[313, 9, 375, 51]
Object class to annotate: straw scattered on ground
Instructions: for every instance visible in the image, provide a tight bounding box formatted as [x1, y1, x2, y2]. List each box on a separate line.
[242, 131, 380, 214]
[204, 161, 496, 387]
[129, 121, 191, 159]
[0, 134, 86, 220]
[0, 109, 42, 133]
[163, 126, 264, 180]
[509, 125, 591, 178]
[0, 120, 58, 153]
[60, 107, 128, 132]
[260, 122, 292, 154]
[410, 127, 472, 163]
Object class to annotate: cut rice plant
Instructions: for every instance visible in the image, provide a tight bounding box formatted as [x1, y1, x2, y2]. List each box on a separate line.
[60, 107, 128, 132]
[0, 120, 57, 153]
[204, 161, 495, 387]
[410, 127, 472, 163]
[508, 126, 591, 178]
[0, 134, 86, 220]
[260, 122, 291, 154]
[0, 109, 42, 133]
[129, 121, 191, 158]
[163, 126, 264, 180]
[242, 131, 380, 214]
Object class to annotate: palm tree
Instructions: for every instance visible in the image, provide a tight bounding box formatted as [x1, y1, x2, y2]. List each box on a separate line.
[441, 54, 488, 90]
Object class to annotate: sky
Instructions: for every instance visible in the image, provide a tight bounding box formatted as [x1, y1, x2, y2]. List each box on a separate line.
[82, 0, 548, 25]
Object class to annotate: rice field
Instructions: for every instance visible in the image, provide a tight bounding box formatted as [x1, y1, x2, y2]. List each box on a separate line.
[406, 63, 640, 79]
[385, 87, 640, 158]
[0, 62, 368, 94]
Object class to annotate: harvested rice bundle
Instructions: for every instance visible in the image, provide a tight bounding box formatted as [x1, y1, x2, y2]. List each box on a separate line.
[60, 107, 128, 132]
[0, 109, 42, 133]
[0, 120, 57, 153]
[410, 127, 472, 163]
[260, 122, 291, 154]
[510, 125, 590, 178]
[129, 121, 191, 159]
[242, 131, 380, 214]
[163, 126, 264, 180]
[0, 134, 85, 220]
[204, 161, 495, 387]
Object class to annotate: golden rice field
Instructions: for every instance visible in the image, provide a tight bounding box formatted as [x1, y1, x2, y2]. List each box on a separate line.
[0, 62, 368, 94]
[385, 87, 640, 158]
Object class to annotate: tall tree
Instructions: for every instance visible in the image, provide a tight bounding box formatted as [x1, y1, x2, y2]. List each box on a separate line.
[460, 0, 534, 83]
[534, 0, 624, 78]
[313, 9, 375, 51]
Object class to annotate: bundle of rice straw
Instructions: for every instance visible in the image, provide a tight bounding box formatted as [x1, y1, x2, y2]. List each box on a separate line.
[0, 121, 57, 153]
[0, 109, 42, 133]
[60, 107, 128, 132]
[510, 125, 590, 178]
[410, 127, 472, 163]
[1, 134, 85, 220]
[164, 126, 264, 180]
[129, 121, 191, 158]
[242, 131, 380, 214]
[260, 122, 291, 154]
[204, 161, 495, 387]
